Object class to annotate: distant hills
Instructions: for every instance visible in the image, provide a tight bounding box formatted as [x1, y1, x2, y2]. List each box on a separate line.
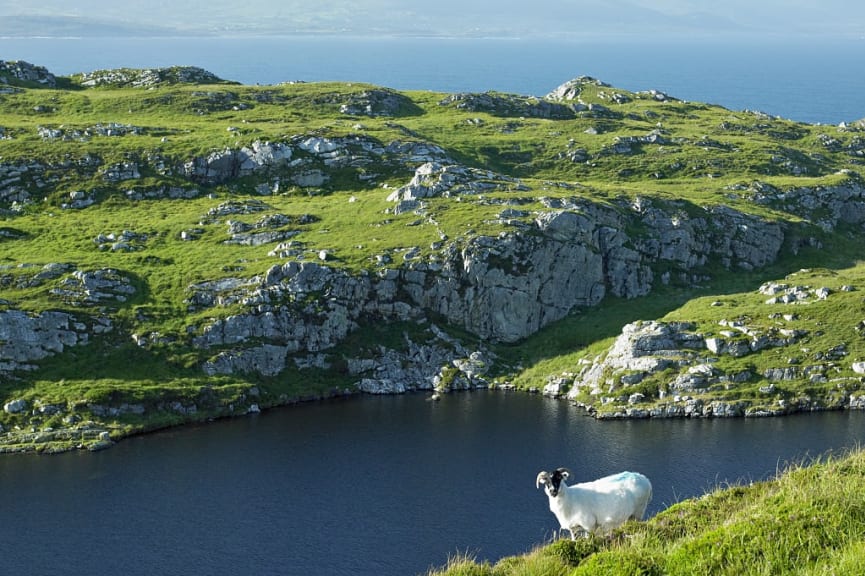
[1, 1, 862, 39]
[0, 15, 178, 38]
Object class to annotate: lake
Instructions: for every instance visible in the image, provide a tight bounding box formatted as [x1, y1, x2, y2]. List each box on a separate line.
[3, 35, 865, 124]
[1, 391, 863, 575]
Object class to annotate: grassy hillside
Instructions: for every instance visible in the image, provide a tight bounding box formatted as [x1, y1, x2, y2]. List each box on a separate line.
[2, 65, 865, 452]
[429, 447, 865, 575]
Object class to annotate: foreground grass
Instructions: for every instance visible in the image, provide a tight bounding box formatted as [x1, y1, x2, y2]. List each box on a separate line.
[429, 447, 865, 576]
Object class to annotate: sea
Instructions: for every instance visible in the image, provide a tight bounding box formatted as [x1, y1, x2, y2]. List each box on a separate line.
[2, 34, 865, 124]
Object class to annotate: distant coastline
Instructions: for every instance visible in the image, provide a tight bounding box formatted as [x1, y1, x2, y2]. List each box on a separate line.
[4, 35, 863, 124]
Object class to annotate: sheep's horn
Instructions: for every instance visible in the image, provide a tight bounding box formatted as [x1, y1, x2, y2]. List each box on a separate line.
[556, 467, 571, 480]
[536, 471, 550, 489]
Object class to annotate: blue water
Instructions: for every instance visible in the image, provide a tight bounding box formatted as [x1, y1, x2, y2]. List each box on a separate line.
[2, 35, 864, 124]
[1, 391, 864, 576]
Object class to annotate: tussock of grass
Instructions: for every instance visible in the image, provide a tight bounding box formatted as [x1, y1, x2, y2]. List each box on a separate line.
[428, 448, 865, 575]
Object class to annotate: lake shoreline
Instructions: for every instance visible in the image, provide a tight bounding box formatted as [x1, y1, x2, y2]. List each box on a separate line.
[4, 383, 864, 455]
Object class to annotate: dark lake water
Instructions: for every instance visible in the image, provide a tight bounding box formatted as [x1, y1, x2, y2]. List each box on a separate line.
[1, 391, 864, 575]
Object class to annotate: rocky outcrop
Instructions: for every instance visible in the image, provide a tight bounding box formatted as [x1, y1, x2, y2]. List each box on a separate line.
[0, 309, 110, 373]
[386, 161, 526, 206]
[557, 282, 862, 418]
[50, 268, 136, 305]
[77, 66, 226, 88]
[349, 332, 489, 394]
[545, 76, 610, 101]
[566, 321, 705, 401]
[187, 185, 789, 368]
[180, 140, 294, 184]
[0, 60, 56, 87]
[742, 178, 865, 232]
[439, 92, 576, 119]
[337, 89, 417, 117]
[37, 123, 147, 142]
[176, 135, 449, 188]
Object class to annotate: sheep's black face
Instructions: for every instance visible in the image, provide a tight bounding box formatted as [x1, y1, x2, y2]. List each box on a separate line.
[548, 469, 567, 497]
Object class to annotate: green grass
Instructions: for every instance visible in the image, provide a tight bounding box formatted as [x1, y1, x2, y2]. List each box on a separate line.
[428, 447, 865, 576]
[2, 69, 865, 451]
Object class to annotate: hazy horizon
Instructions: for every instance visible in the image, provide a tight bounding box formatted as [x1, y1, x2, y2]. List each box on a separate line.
[1, 0, 863, 40]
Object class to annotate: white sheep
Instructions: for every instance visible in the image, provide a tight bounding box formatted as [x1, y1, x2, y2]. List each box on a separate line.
[536, 468, 652, 539]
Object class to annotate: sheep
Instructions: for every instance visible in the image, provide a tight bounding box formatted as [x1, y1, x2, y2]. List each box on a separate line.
[536, 467, 652, 539]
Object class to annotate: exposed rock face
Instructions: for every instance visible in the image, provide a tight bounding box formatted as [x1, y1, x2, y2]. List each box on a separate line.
[745, 180, 865, 232]
[3, 398, 28, 413]
[0, 309, 109, 373]
[349, 334, 489, 394]
[177, 135, 430, 187]
[188, 186, 791, 368]
[413, 229, 610, 342]
[625, 197, 784, 273]
[568, 321, 704, 400]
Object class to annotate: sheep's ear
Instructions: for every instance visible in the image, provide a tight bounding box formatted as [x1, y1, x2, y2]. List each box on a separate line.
[536, 471, 550, 489]
[557, 468, 571, 480]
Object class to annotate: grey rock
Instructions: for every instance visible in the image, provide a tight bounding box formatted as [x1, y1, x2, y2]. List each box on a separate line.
[0, 60, 56, 87]
[707, 401, 747, 417]
[358, 378, 407, 394]
[764, 367, 799, 381]
[292, 170, 329, 188]
[1, 309, 105, 374]
[545, 76, 610, 101]
[102, 161, 140, 182]
[386, 162, 524, 202]
[542, 377, 570, 398]
[78, 66, 224, 88]
[50, 268, 136, 304]
[3, 398, 27, 414]
[440, 92, 575, 119]
[338, 89, 414, 117]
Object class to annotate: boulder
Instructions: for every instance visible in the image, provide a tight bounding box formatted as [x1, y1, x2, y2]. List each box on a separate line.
[3, 398, 27, 414]
[545, 76, 610, 101]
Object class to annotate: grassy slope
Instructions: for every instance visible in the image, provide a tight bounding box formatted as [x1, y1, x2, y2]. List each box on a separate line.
[429, 447, 865, 576]
[1, 72, 864, 451]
